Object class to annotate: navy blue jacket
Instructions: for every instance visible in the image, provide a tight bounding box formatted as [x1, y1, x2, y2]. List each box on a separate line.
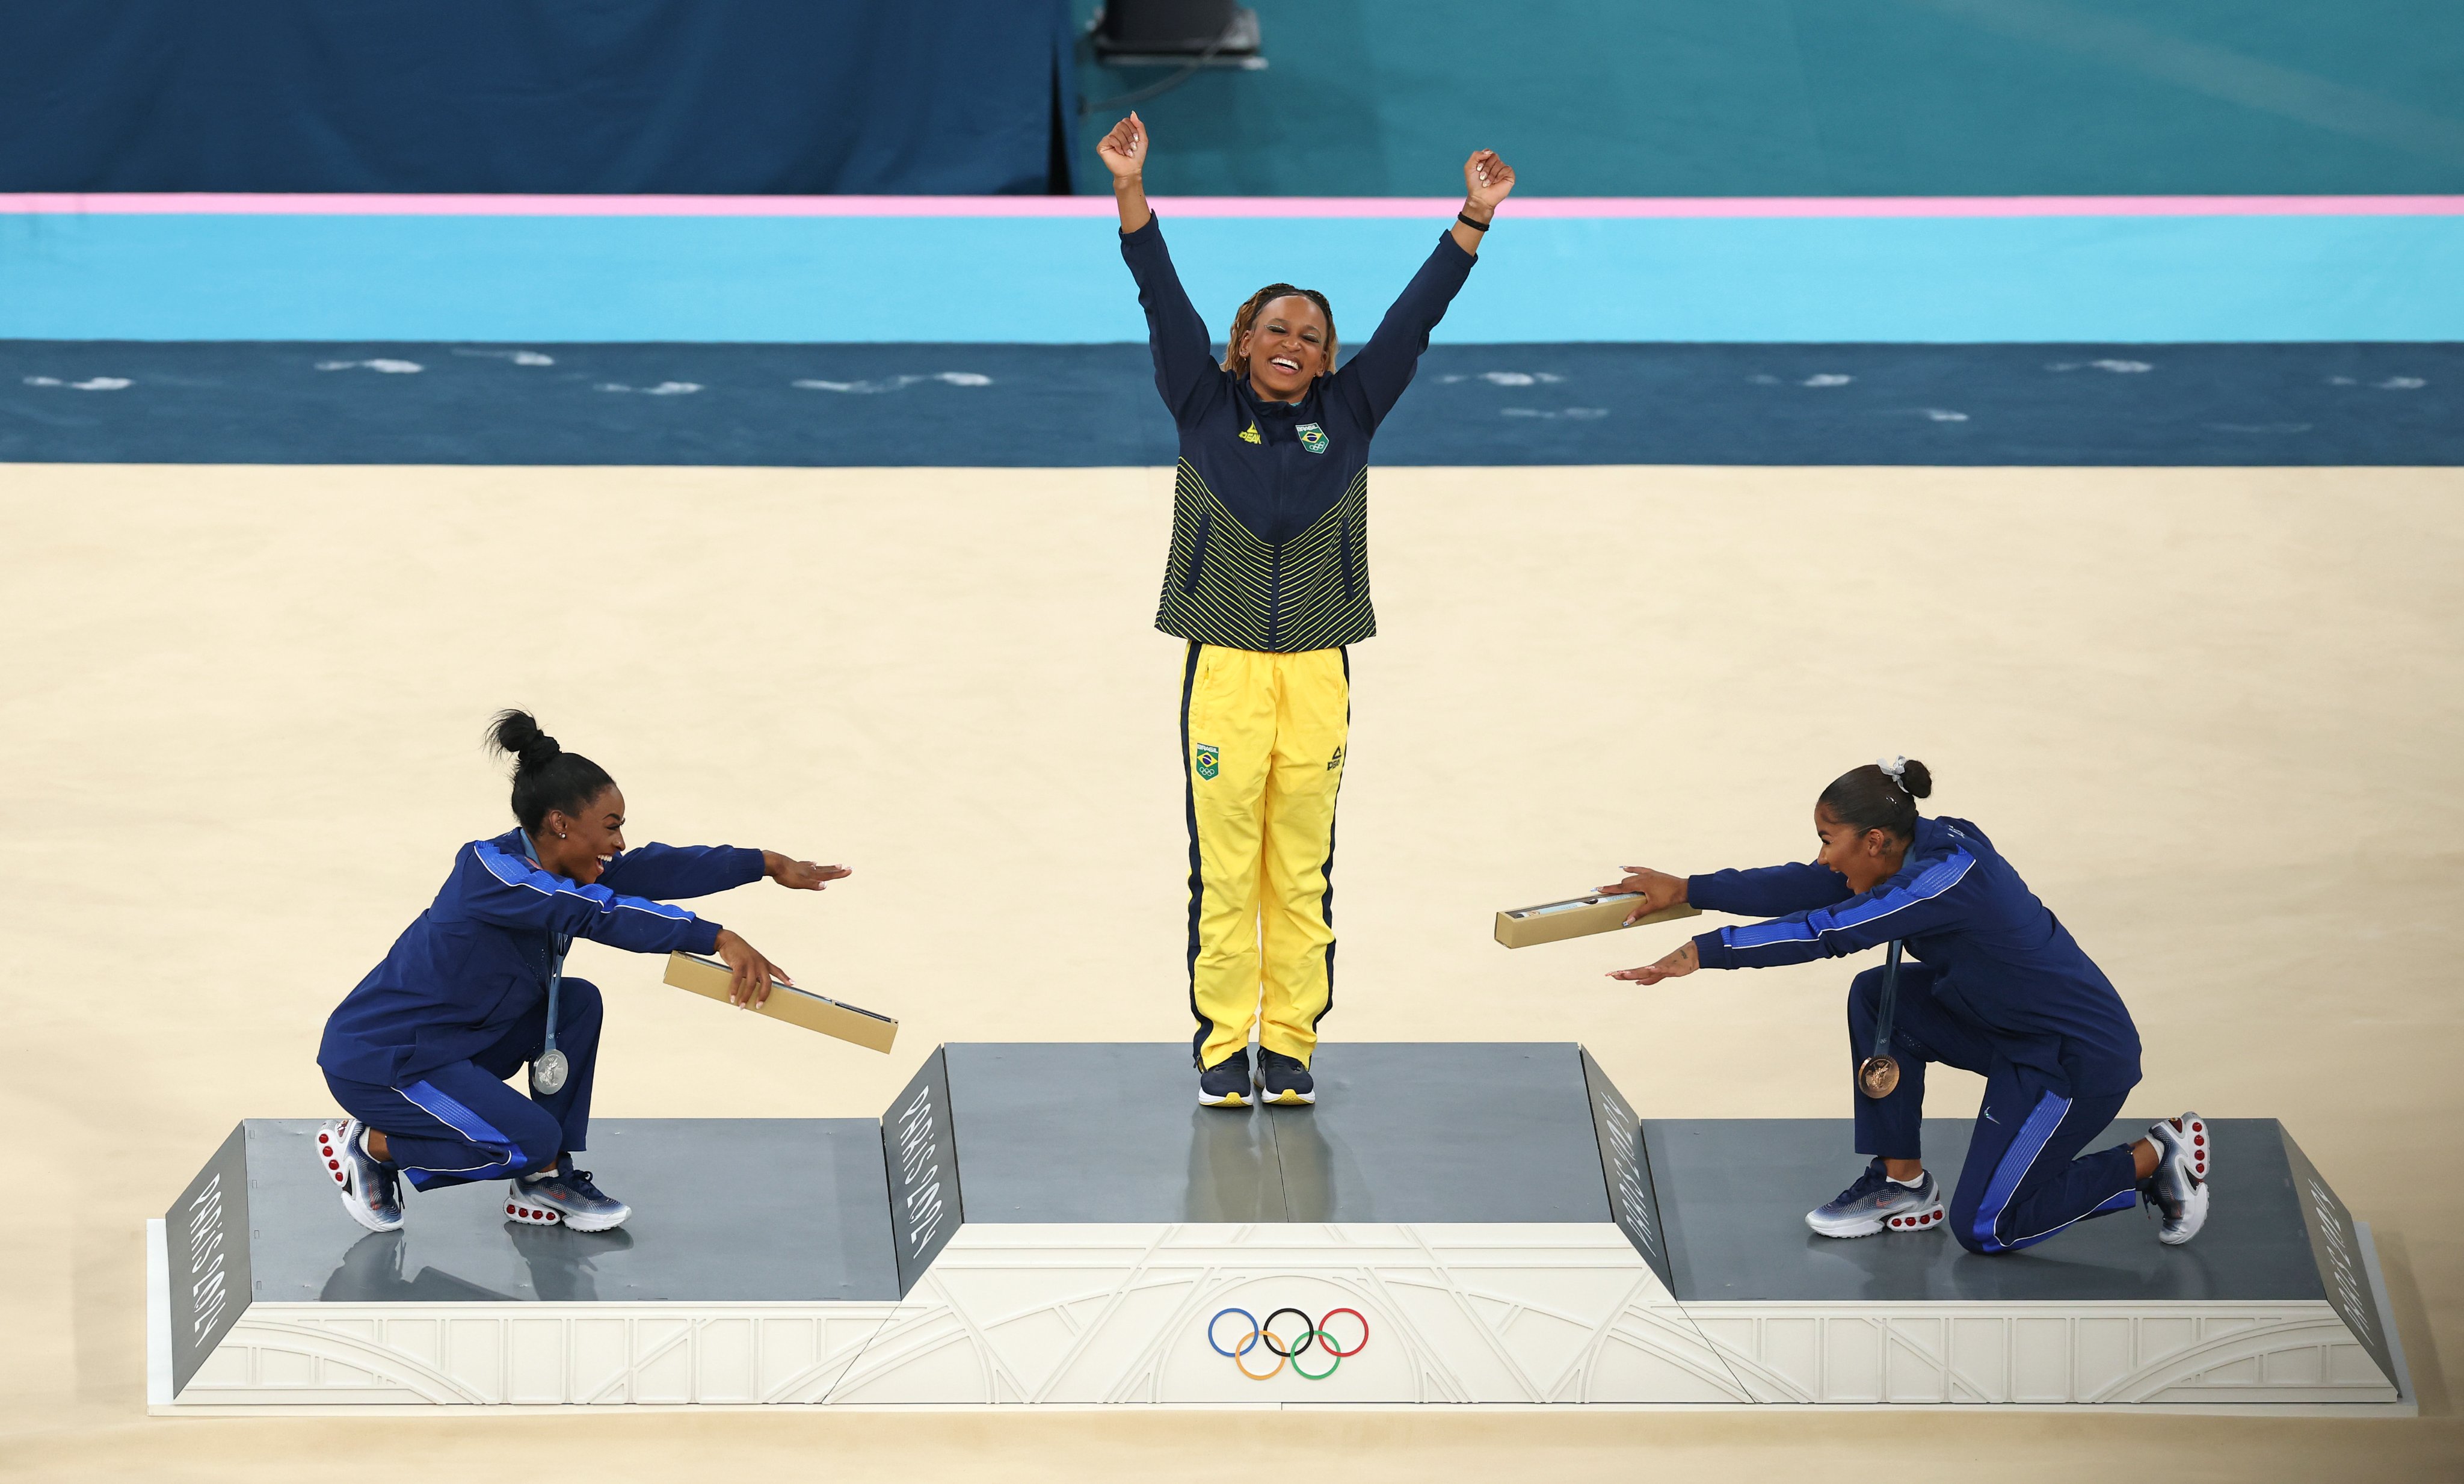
[1687, 816, 2142, 1096]
[1121, 214, 1476, 652]
[318, 829, 763, 1085]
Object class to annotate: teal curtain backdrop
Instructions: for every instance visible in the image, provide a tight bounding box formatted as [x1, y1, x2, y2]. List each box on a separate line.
[1076, 0, 2464, 196]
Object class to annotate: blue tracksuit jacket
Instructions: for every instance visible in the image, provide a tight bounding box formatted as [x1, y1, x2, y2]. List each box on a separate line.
[1687, 816, 2143, 1097]
[318, 828, 763, 1085]
[1121, 214, 1475, 653]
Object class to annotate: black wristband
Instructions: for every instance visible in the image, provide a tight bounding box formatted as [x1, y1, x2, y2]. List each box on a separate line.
[1456, 211, 1490, 232]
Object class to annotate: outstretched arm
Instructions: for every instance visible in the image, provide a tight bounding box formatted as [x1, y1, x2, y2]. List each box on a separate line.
[597, 844, 850, 900]
[1694, 848, 1977, 970]
[1608, 850, 1975, 984]
[595, 842, 765, 900]
[1598, 854, 1847, 982]
[594, 845, 842, 1009]
[1681, 862, 1853, 919]
[1101, 112, 1222, 426]
[463, 839, 722, 955]
[1619, 849, 1971, 993]
[1334, 149, 1517, 430]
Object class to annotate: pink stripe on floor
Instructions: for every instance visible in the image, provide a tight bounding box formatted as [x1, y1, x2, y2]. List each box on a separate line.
[4, 192, 2462, 218]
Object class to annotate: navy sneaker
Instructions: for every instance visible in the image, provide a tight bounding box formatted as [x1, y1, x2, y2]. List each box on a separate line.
[505, 1158, 632, 1232]
[1198, 1047, 1254, 1108]
[317, 1119, 404, 1234]
[1805, 1157, 1944, 1238]
[1258, 1048, 1316, 1106]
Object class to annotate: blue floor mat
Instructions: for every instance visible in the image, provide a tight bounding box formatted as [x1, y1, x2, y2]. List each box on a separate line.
[4, 340, 2455, 466]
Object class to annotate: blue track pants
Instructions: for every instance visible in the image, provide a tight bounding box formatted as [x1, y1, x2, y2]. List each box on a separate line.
[1848, 964, 2141, 1255]
[323, 978, 601, 1192]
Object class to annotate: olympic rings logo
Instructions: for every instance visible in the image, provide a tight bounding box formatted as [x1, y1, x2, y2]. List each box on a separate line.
[1207, 1306, 1370, 1381]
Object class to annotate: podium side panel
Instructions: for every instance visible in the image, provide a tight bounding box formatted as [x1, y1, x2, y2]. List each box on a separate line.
[1579, 1048, 1672, 1291]
[2281, 1125, 2398, 1388]
[882, 1047, 960, 1295]
[165, 1122, 252, 1396]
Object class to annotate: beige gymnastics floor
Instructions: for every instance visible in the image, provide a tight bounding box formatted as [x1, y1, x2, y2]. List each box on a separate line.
[1, 464, 2459, 1481]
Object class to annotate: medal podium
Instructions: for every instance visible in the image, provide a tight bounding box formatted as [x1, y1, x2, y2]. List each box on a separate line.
[152, 1043, 2410, 1412]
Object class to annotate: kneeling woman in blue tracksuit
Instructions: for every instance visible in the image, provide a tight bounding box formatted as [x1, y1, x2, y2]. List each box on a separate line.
[1606, 759, 2212, 1254]
[315, 710, 848, 1234]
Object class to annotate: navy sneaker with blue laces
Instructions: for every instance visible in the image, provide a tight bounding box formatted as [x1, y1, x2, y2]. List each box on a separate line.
[1198, 1046, 1254, 1108]
[1257, 1048, 1316, 1106]
[1805, 1157, 1945, 1238]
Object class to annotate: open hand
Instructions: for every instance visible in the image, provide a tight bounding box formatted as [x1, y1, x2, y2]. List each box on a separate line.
[712, 928, 790, 1008]
[1463, 149, 1516, 218]
[764, 851, 851, 891]
[1098, 112, 1149, 181]
[1609, 939, 1699, 986]
[1601, 866, 1688, 924]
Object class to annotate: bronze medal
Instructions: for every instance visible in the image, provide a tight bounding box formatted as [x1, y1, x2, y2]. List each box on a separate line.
[1858, 939, 1906, 1100]
[1856, 1053, 1900, 1100]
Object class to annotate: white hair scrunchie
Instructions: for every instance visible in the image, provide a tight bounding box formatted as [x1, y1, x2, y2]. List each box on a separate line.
[1877, 754, 1911, 792]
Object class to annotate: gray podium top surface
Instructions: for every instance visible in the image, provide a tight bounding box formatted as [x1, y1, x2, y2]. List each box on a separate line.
[247, 1119, 900, 1304]
[1646, 1118, 2323, 1304]
[944, 1042, 1613, 1225]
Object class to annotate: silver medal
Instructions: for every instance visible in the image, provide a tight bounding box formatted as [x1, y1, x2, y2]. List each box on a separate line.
[531, 928, 573, 1097]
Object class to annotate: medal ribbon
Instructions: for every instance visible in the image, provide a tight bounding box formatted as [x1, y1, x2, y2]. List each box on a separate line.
[538, 932, 568, 1077]
[520, 832, 571, 1094]
[1871, 938, 1902, 1062]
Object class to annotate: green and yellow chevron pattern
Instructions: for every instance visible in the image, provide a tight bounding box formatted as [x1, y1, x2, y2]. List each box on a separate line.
[1154, 460, 1373, 653]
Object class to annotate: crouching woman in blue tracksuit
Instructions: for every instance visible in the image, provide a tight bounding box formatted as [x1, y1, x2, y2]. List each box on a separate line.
[315, 710, 849, 1235]
[1605, 759, 2212, 1254]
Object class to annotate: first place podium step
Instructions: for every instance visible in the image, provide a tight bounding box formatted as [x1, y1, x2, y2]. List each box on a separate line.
[152, 1042, 2413, 1412]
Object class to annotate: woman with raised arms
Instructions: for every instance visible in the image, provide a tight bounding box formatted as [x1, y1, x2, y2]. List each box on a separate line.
[1098, 111, 1515, 1108]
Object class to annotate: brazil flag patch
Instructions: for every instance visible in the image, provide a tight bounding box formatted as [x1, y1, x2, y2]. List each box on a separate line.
[1297, 422, 1330, 454]
[1194, 743, 1220, 780]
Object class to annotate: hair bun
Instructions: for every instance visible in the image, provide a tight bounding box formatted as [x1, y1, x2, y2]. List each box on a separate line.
[484, 708, 561, 772]
[1900, 759, 1934, 799]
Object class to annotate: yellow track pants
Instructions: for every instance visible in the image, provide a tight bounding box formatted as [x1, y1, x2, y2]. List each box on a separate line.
[1181, 642, 1349, 1070]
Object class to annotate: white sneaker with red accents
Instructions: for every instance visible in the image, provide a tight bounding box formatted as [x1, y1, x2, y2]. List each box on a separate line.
[504, 1160, 632, 1232]
[316, 1118, 403, 1234]
[2142, 1112, 2211, 1246]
